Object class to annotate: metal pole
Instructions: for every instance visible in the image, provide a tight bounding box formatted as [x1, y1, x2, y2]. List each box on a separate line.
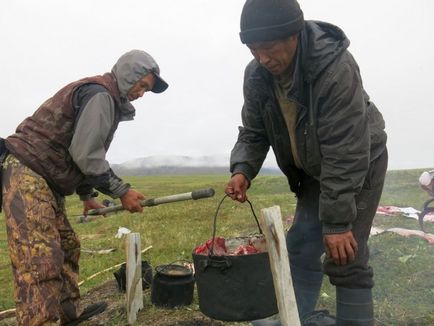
[87, 187, 215, 216]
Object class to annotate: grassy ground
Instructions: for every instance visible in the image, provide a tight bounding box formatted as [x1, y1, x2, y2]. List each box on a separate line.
[0, 169, 434, 325]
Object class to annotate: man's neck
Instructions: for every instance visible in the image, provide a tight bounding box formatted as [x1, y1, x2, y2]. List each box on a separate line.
[275, 60, 295, 84]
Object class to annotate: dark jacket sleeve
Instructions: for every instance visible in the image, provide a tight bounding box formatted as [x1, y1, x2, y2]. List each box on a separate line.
[316, 53, 370, 233]
[230, 66, 270, 181]
[76, 169, 130, 200]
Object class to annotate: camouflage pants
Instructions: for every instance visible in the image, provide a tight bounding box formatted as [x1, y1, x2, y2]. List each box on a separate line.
[2, 155, 82, 326]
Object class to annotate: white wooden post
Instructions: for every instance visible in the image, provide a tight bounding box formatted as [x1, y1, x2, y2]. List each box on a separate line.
[260, 206, 300, 326]
[126, 233, 143, 324]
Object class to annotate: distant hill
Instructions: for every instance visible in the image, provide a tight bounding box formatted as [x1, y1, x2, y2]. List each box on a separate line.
[111, 154, 282, 176]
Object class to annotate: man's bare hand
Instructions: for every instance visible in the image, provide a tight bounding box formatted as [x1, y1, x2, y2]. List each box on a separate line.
[83, 199, 105, 216]
[225, 174, 249, 203]
[120, 189, 145, 213]
[323, 231, 358, 266]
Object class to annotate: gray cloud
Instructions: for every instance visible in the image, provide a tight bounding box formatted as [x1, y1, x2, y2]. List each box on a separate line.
[0, 0, 432, 170]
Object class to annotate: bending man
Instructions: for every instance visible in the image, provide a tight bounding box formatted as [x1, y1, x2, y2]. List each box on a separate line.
[1, 49, 168, 325]
[226, 1, 387, 325]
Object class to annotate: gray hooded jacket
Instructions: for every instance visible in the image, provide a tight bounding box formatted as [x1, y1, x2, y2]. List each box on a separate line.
[6, 50, 156, 198]
[70, 50, 161, 199]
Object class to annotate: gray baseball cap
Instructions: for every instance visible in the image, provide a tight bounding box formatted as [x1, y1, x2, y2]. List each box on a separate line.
[112, 49, 169, 96]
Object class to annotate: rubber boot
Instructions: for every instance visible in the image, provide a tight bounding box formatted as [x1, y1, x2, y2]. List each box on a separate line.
[63, 301, 108, 326]
[250, 310, 336, 326]
[336, 287, 374, 326]
[250, 319, 280, 326]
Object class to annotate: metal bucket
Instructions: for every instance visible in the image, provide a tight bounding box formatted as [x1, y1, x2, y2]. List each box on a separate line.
[151, 263, 194, 308]
[192, 196, 277, 321]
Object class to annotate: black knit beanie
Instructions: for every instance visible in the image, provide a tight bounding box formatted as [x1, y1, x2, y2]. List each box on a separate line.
[239, 0, 304, 44]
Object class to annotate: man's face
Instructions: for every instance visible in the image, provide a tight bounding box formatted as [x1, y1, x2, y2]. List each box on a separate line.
[127, 73, 156, 101]
[247, 35, 298, 76]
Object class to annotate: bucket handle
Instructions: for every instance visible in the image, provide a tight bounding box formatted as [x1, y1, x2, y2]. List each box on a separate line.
[209, 194, 262, 256]
[198, 255, 232, 272]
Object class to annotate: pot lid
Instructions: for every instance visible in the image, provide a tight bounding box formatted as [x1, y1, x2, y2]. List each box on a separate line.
[156, 264, 192, 277]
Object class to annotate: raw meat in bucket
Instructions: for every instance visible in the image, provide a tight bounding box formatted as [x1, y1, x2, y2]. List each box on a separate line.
[194, 236, 264, 256]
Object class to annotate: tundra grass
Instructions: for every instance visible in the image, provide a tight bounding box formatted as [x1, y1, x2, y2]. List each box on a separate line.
[0, 169, 434, 325]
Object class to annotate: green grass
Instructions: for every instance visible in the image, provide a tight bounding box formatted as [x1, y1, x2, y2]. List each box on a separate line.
[0, 175, 296, 312]
[1, 169, 434, 324]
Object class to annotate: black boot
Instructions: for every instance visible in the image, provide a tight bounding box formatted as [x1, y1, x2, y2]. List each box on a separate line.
[63, 301, 108, 326]
[302, 310, 336, 326]
[336, 287, 374, 326]
[250, 319, 280, 326]
[250, 310, 336, 326]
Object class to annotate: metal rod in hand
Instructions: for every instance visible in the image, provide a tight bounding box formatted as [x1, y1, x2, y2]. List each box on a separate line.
[87, 188, 215, 216]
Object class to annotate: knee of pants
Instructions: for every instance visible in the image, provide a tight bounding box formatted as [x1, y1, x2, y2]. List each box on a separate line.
[12, 257, 63, 288]
[324, 260, 374, 289]
[10, 236, 64, 283]
[33, 252, 65, 282]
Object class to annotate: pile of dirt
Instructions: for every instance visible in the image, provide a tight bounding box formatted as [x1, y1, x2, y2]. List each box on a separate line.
[0, 280, 235, 326]
[78, 280, 235, 326]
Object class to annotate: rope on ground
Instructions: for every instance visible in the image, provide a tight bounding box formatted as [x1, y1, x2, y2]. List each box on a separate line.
[78, 245, 153, 286]
[0, 309, 15, 320]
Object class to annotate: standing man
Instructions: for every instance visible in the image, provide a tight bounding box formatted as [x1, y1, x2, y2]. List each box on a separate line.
[0, 49, 168, 325]
[226, 0, 387, 325]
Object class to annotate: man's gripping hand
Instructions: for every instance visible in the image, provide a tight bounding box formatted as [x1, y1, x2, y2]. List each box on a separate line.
[225, 173, 249, 203]
[83, 198, 105, 216]
[120, 189, 145, 213]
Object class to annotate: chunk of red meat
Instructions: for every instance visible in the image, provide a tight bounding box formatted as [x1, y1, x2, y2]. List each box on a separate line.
[233, 244, 260, 255]
[194, 236, 227, 255]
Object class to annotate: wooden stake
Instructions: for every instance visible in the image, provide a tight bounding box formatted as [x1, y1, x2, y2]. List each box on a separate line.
[260, 206, 300, 326]
[125, 233, 143, 324]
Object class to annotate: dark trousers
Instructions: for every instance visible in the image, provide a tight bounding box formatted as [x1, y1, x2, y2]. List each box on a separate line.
[287, 149, 388, 290]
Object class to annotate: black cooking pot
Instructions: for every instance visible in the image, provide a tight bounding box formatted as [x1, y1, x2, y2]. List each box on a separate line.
[192, 195, 278, 321]
[151, 262, 194, 308]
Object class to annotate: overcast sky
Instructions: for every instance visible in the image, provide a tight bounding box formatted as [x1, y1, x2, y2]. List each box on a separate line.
[0, 0, 433, 170]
